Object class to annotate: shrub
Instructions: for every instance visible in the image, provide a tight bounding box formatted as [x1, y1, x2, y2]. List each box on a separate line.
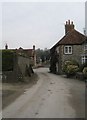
[63, 60, 73, 73]
[63, 60, 79, 77]
[83, 67, 87, 74]
[82, 67, 87, 79]
[63, 60, 79, 72]
[66, 65, 79, 75]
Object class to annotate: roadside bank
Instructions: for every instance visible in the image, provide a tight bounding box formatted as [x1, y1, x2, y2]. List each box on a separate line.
[2, 73, 38, 109]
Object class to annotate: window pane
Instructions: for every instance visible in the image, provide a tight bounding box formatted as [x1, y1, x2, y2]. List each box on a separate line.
[84, 43, 87, 50]
[82, 56, 87, 64]
[86, 56, 87, 63]
[65, 47, 68, 53]
[64, 46, 72, 54]
[69, 47, 71, 53]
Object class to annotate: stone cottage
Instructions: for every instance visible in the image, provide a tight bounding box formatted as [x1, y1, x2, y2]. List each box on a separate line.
[50, 20, 87, 74]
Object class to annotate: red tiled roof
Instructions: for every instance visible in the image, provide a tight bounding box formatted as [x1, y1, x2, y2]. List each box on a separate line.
[23, 49, 33, 57]
[3, 47, 35, 57]
[51, 29, 87, 50]
[59, 29, 87, 45]
[16, 48, 34, 57]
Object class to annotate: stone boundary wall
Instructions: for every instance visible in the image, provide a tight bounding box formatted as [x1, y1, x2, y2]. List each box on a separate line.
[2, 55, 34, 83]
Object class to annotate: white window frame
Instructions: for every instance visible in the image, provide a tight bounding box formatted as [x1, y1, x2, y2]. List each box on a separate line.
[82, 56, 87, 64]
[84, 43, 87, 51]
[64, 46, 72, 54]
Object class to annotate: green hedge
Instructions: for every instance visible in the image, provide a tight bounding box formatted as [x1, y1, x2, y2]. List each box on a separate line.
[2, 50, 14, 71]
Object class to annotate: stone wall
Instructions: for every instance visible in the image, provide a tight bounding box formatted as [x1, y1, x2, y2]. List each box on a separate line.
[17, 56, 30, 75]
[59, 45, 82, 74]
[62, 45, 82, 63]
[2, 55, 34, 83]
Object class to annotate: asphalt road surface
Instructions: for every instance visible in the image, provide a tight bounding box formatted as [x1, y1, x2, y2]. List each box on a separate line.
[2, 68, 85, 118]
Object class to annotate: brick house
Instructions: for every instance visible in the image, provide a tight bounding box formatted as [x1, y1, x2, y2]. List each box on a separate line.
[5, 44, 36, 66]
[50, 20, 87, 74]
[2, 45, 36, 82]
[16, 45, 36, 66]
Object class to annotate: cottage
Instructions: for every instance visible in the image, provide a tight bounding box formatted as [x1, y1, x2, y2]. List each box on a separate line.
[50, 20, 87, 74]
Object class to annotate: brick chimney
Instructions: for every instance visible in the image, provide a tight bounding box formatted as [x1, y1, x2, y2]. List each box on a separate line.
[5, 43, 8, 49]
[33, 45, 35, 50]
[65, 20, 75, 34]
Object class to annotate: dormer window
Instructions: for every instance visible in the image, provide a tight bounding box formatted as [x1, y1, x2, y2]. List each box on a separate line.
[64, 46, 72, 54]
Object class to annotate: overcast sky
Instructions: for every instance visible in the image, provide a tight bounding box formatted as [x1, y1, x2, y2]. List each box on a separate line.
[0, 1, 86, 49]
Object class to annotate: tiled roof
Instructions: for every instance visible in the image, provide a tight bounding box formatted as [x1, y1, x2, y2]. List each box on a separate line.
[59, 29, 87, 45]
[51, 29, 87, 50]
[23, 49, 34, 57]
[16, 48, 34, 57]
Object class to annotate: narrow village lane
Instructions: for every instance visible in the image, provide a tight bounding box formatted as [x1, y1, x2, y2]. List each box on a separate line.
[2, 68, 85, 118]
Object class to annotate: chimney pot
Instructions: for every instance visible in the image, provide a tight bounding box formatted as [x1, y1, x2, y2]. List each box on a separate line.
[66, 21, 68, 24]
[5, 43, 8, 49]
[68, 20, 70, 24]
[71, 21, 73, 24]
[33, 45, 35, 50]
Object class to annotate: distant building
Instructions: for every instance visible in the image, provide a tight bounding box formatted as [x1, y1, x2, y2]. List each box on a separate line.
[50, 20, 87, 74]
[16, 45, 36, 66]
[4, 45, 36, 66]
[2, 45, 35, 82]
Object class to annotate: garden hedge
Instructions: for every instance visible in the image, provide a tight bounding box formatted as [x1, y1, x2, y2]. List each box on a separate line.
[2, 50, 14, 71]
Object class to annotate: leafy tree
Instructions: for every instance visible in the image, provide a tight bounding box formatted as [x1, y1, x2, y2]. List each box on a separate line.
[36, 48, 50, 63]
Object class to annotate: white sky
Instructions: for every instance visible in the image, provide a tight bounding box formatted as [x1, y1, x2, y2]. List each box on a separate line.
[0, 0, 86, 49]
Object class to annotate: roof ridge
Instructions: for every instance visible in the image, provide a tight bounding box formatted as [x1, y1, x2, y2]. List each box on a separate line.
[51, 29, 87, 50]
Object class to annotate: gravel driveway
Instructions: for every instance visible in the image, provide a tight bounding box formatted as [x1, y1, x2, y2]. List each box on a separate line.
[2, 68, 85, 118]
